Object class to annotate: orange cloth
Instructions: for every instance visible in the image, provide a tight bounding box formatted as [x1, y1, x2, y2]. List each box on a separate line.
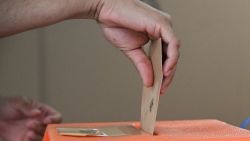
[43, 120, 250, 141]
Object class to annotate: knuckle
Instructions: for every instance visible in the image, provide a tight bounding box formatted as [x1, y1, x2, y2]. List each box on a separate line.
[175, 49, 180, 60]
[160, 11, 172, 21]
[155, 12, 172, 24]
[177, 52, 180, 60]
[138, 57, 150, 66]
[160, 13, 172, 26]
[176, 39, 181, 49]
[165, 14, 172, 21]
[171, 38, 181, 48]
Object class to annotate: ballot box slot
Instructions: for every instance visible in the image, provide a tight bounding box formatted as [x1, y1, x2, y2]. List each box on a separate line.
[153, 131, 159, 136]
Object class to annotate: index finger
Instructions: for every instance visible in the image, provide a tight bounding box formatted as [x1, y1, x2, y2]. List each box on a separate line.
[39, 104, 62, 124]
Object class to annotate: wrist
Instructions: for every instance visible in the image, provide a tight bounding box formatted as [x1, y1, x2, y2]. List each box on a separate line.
[70, 0, 105, 20]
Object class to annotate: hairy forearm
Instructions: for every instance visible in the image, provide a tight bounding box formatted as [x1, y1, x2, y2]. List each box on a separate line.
[0, 0, 101, 37]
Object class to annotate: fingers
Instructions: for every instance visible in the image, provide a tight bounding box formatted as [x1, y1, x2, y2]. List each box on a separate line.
[26, 120, 46, 136]
[9, 96, 42, 118]
[158, 18, 180, 73]
[123, 48, 153, 86]
[99, 0, 180, 90]
[101, 24, 153, 86]
[101, 24, 149, 50]
[141, 3, 180, 92]
[13, 96, 62, 124]
[160, 22, 180, 94]
[39, 104, 62, 124]
[147, 22, 179, 93]
[20, 100, 62, 124]
[162, 35, 180, 76]
[43, 114, 62, 124]
[160, 66, 176, 94]
[24, 130, 42, 141]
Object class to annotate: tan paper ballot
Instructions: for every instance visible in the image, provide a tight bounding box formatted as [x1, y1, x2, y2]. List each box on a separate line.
[141, 39, 163, 134]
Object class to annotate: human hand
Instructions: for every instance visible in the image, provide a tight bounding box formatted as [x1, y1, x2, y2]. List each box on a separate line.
[0, 0, 179, 93]
[96, 0, 180, 94]
[0, 96, 62, 141]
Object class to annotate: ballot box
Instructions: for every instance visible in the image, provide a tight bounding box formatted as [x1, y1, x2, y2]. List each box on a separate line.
[43, 119, 250, 141]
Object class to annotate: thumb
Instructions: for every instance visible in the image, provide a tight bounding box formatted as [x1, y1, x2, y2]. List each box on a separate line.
[123, 48, 153, 87]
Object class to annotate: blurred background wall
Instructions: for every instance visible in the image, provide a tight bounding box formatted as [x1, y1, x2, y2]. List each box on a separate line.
[1, 0, 250, 127]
